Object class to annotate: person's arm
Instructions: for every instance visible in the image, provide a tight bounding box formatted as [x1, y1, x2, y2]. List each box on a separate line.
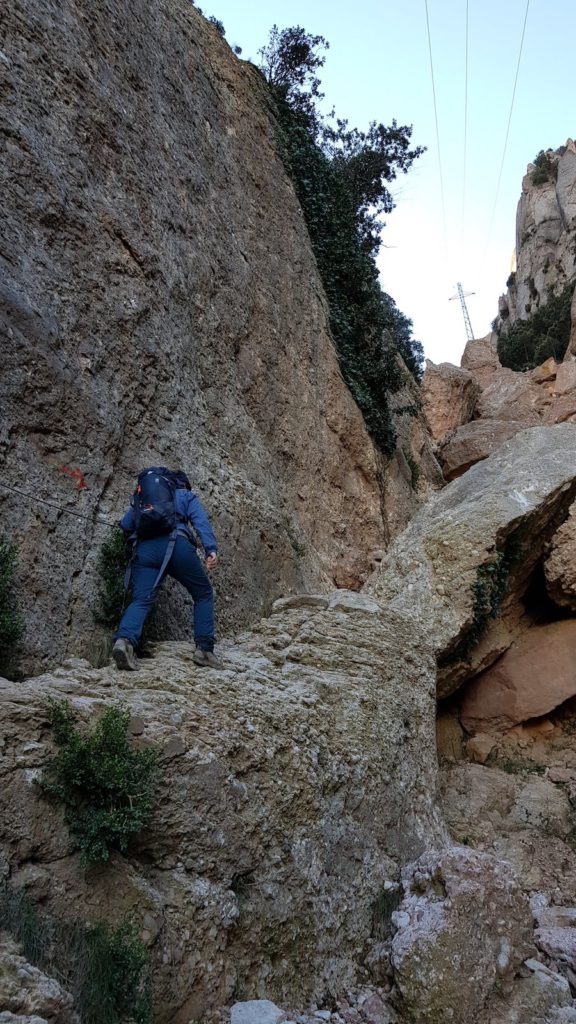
[119, 506, 136, 533]
[186, 493, 218, 560]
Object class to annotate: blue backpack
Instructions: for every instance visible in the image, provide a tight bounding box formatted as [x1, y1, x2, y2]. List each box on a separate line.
[133, 467, 178, 539]
[124, 467, 181, 597]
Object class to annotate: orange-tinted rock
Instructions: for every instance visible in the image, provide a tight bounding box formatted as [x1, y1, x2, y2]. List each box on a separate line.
[421, 361, 479, 444]
[531, 357, 558, 384]
[439, 419, 527, 480]
[553, 360, 576, 395]
[461, 334, 502, 390]
[461, 620, 576, 733]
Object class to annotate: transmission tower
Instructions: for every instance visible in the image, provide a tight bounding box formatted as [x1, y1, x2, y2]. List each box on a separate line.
[449, 282, 475, 342]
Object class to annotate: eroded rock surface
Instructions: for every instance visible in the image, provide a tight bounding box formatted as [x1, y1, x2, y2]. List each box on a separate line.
[421, 361, 479, 444]
[461, 621, 576, 732]
[367, 424, 576, 695]
[391, 846, 532, 1024]
[0, 594, 442, 1021]
[545, 501, 576, 609]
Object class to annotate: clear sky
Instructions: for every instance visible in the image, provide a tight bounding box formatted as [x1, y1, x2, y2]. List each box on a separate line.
[197, 0, 575, 366]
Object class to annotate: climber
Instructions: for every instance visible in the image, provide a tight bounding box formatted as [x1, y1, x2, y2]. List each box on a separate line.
[112, 467, 221, 671]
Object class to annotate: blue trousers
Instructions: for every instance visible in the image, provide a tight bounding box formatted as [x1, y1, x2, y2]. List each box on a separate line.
[114, 536, 215, 651]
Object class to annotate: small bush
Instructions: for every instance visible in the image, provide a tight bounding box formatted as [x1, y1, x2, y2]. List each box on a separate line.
[0, 539, 24, 675]
[95, 527, 132, 626]
[0, 884, 152, 1024]
[443, 534, 522, 665]
[497, 284, 574, 371]
[531, 149, 557, 187]
[40, 701, 158, 867]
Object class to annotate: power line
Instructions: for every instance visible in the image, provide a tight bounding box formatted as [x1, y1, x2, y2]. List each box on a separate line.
[483, 0, 531, 259]
[461, 0, 469, 253]
[424, 0, 447, 254]
[0, 481, 115, 526]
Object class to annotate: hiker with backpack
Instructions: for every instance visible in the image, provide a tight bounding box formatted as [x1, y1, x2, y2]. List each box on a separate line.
[112, 467, 221, 671]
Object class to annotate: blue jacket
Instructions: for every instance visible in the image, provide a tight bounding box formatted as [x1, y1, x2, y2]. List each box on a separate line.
[120, 489, 218, 555]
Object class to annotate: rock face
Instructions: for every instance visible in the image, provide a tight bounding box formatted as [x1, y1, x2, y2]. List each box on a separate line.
[498, 142, 576, 332]
[429, 339, 576, 480]
[421, 361, 479, 444]
[544, 501, 576, 608]
[367, 424, 576, 695]
[0, 594, 443, 1021]
[0, 0, 400, 673]
[391, 846, 532, 1024]
[461, 620, 576, 733]
[441, 762, 576, 905]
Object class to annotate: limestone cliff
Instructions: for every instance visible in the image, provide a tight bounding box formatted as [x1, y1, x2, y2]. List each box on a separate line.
[0, 0, 441, 674]
[497, 141, 576, 335]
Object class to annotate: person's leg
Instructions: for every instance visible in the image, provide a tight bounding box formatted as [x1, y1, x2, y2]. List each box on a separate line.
[168, 537, 215, 651]
[114, 538, 167, 650]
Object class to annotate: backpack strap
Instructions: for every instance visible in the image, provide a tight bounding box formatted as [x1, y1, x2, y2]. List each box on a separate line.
[150, 528, 178, 593]
[122, 529, 177, 598]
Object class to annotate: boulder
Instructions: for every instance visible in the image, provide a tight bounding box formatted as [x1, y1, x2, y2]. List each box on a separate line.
[461, 620, 576, 733]
[475, 372, 544, 425]
[391, 846, 532, 1024]
[536, 928, 576, 970]
[553, 361, 576, 396]
[368, 424, 576, 696]
[0, 596, 443, 1020]
[478, 959, 573, 1024]
[544, 502, 576, 608]
[460, 334, 502, 390]
[439, 419, 529, 480]
[421, 361, 479, 444]
[440, 763, 576, 905]
[531, 358, 558, 384]
[231, 1001, 286, 1024]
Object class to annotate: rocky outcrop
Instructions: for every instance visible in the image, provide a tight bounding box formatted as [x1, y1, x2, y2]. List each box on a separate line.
[391, 847, 532, 1024]
[0, 593, 443, 1021]
[460, 621, 576, 733]
[367, 423, 576, 695]
[421, 362, 479, 444]
[441, 762, 576, 905]
[0, 0, 414, 673]
[544, 501, 576, 608]
[425, 337, 576, 480]
[498, 142, 576, 331]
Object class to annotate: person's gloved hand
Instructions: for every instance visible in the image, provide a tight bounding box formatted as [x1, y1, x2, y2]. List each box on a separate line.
[206, 552, 218, 571]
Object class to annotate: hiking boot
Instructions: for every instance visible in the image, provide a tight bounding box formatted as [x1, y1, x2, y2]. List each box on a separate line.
[192, 648, 223, 669]
[112, 638, 138, 671]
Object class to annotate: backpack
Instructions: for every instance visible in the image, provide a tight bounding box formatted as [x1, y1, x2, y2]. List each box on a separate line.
[132, 467, 178, 539]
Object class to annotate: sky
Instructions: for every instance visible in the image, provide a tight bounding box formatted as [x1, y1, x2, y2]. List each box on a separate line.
[198, 0, 575, 366]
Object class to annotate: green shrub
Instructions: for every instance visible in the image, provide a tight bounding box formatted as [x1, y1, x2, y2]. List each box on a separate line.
[497, 284, 574, 371]
[95, 527, 132, 626]
[443, 534, 522, 665]
[403, 450, 420, 490]
[0, 539, 24, 675]
[40, 701, 158, 867]
[531, 149, 557, 187]
[259, 26, 425, 455]
[0, 884, 152, 1024]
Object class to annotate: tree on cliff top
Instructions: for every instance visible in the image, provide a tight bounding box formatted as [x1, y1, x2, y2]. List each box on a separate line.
[259, 26, 425, 453]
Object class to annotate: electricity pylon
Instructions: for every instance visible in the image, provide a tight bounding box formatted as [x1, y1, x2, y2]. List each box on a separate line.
[449, 282, 475, 342]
